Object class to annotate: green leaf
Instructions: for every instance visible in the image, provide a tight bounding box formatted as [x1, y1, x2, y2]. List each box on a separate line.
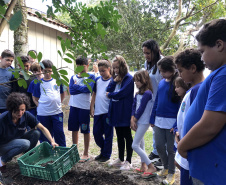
[8, 68, 21, 72]
[17, 57, 24, 70]
[9, 10, 22, 31]
[39, 62, 45, 69]
[21, 70, 30, 80]
[65, 53, 75, 61]
[58, 50, 62, 57]
[34, 79, 39, 84]
[28, 51, 36, 59]
[42, 17, 47, 22]
[61, 79, 69, 87]
[35, 11, 42, 18]
[61, 40, 66, 53]
[37, 52, 42, 62]
[18, 79, 27, 89]
[59, 69, 68, 75]
[83, 80, 92, 93]
[86, 79, 95, 83]
[52, 66, 60, 78]
[75, 66, 84, 73]
[12, 71, 20, 78]
[81, 72, 90, 77]
[61, 75, 69, 82]
[56, 79, 61, 86]
[65, 38, 71, 48]
[63, 58, 72, 63]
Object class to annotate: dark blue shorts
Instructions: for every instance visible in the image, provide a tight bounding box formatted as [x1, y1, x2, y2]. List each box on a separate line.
[68, 106, 90, 134]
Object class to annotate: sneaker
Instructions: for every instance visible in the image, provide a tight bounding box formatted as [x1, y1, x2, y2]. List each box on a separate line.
[163, 173, 175, 185]
[157, 169, 168, 177]
[0, 166, 6, 174]
[120, 161, 132, 171]
[95, 154, 102, 161]
[148, 152, 160, 162]
[154, 159, 163, 170]
[99, 156, 110, 163]
[108, 159, 124, 167]
[0, 172, 4, 185]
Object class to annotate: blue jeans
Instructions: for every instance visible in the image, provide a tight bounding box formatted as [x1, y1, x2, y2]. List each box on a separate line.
[0, 130, 40, 163]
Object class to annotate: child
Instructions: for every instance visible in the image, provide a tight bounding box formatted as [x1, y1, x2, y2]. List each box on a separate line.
[12, 56, 36, 115]
[33, 59, 66, 146]
[177, 19, 226, 185]
[0, 49, 15, 114]
[27, 63, 44, 117]
[131, 70, 157, 178]
[174, 49, 205, 185]
[174, 77, 189, 100]
[27, 50, 37, 65]
[90, 60, 113, 163]
[106, 55, 134, 170]
[150, 56, 181, 185]
[68, 56, 95, 162]
[142, 39, 163, 164]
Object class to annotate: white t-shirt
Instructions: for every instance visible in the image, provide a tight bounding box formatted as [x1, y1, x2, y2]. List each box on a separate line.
[175, 90, 192, 170]
[93, 77, 111, 115]
[33, 78, 63, 116]
[69, 74, 94, 110]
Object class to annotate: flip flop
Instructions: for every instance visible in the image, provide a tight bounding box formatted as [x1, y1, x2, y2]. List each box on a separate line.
[79, 158, 90, 163]
[134, 168, 144, 173]
[141, 172, 157, 179]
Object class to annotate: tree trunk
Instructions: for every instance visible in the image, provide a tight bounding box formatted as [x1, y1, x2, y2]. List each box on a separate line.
[13, 0, 28, 67]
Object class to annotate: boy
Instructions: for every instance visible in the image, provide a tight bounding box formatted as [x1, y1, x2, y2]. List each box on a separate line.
[68, 56, 95, 162]
[33, 60, 66, 146]
[12, 56, 36, 115]
[90, 60, 113, 162]
[174, 48, 205, 185]
[178, 19, 226, 185]
[0, 49, 15, 114]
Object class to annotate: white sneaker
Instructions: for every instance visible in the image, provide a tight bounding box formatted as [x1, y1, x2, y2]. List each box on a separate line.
[120, 161, 132, 171]
[108, 159, 124, 167]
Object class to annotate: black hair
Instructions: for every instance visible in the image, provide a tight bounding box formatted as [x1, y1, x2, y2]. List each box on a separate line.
[1, 49, 15, 59]
[142, 39, 161, 74]
[41, 59, 53, 69]
[157, 56, 180, 103]
[6, 92, 30, 112]
[174, 49, 205, 72]
[196, 19, 226, 47]
[20, 56, 30, 64]
[76, 56, 88, 65]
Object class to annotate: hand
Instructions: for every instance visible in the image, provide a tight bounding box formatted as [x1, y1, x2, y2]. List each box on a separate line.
[74, 80, 77, 84]
[106, 92, 109, 97]
[114, 76, 121, 82]
[175, 132, 180, 144]
[90, 108, 94, 118]
[170, 128, 174, 133]
[150, 124, 155, 127]
[51, 141, 59, 149]
[130, 120, 137, 131]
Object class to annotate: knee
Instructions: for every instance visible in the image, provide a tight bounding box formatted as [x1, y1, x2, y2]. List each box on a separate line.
[33, 129, 41, 138]
[21, 140, 31, 151]
[132, 142, 138, 151]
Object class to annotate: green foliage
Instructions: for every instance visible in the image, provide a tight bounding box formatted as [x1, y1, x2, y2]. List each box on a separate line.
[9, 10, 23, 31]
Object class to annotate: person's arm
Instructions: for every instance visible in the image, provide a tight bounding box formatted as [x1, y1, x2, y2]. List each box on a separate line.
[90, 92, 96, 117]
[149, 92, 158, 125]
[36, 123, 58, 148]
[106, 78, 117, 92]
[32, 96, 39, 106]
[178, 110, 226, 158]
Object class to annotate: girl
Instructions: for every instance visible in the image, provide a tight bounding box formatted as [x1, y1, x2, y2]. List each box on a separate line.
[106, 55, 134, 170]
[142, 39, 163, 163]
[131, 70, 157, 178]
[174, 77, 189, 101]
[90, 60, 113, 163]
[150, 56, 181, 185]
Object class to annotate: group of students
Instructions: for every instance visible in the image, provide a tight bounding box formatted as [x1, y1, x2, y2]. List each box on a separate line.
[0, 18, 226, 185]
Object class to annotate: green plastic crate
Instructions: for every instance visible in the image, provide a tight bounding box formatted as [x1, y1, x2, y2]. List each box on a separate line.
[17, 142, 80, 181]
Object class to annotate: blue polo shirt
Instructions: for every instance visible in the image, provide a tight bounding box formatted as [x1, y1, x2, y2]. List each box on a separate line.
[183, 64, 226, 184]
[0, 111, 39, 145]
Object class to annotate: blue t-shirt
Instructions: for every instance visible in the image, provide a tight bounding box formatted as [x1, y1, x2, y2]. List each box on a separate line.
[0, 111, 39, 145]
[183, 64, 226, 184]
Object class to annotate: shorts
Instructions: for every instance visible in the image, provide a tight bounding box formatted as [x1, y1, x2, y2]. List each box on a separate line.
[68, 106, 90, 134]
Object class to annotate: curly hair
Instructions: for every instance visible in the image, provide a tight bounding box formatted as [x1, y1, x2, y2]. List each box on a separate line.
[6, 92, 30, 112]
[174, 49, 205, 72]
[133, 70, 153, 95]
[112, 55, 128, 79]
[196, 19, 226, 47]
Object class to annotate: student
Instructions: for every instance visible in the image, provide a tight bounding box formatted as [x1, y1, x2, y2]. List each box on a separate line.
[33, 59, 66, 147]
[174, 49, 205, 185]
[142, 39, 163, 164]
[106, 55, 134, 170]
[150, 56, 181, 185]
[174, 77, 189, 100]
[0, 92, 58, 173]
[12, 56, 36, 116]
[90, 60, 113, 163]
[27, 50, 37, 65]
[0, 49, 15, 114]
[68, 56, 95, 162]
[131, 70, 157, 178]
[178, 19, 226, 185]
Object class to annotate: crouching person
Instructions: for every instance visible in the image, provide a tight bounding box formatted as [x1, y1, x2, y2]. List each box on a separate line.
[0, 92, 58, 173]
